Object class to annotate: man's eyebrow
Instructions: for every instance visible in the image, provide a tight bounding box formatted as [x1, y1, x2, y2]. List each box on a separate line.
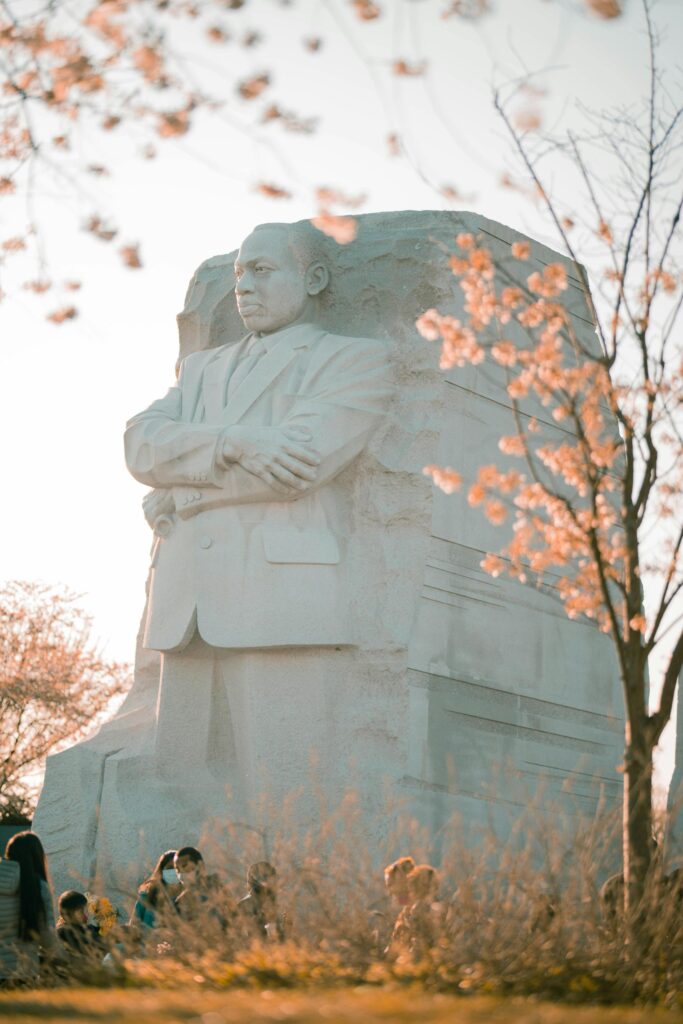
[239, 256, 277, 267]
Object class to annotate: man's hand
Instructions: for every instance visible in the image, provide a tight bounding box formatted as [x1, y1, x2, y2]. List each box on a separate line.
[222, 424, 320, 495]
[143, 488, 176, 529]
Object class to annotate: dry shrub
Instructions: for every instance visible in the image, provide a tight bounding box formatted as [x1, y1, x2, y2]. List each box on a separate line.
[40, 784, 683, 1007]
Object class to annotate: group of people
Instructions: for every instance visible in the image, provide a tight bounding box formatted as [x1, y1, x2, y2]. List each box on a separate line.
[0, 831, 447, 987]
[0, 830, 447, 986]
[10, 828, 676, 988]
[130, 847, 286, 942]
[0, 832, 293, 985]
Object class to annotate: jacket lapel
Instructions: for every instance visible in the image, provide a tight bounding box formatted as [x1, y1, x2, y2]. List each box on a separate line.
[201, 338, 249, 421]
[220, 323, 325, 426]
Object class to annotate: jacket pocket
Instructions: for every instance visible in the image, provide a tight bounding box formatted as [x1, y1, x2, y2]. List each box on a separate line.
[262, 526, 340, 564]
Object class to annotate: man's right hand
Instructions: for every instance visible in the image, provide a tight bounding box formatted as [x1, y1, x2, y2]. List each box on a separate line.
[143, 487, 176, 529]
[221, 424, 321, 495]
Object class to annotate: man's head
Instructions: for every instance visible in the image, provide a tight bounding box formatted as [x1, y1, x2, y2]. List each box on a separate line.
[384, 856, 416, 906]
[247, 860, 277, 895]
[174, 846, 205, 887]
[234, 221, 330, 335]
[59, 889, 89, 926]
[407, 864, 438, 902]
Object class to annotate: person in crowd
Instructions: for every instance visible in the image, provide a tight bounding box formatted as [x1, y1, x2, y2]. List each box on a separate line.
[371, 855, 417, 954]
[389, 863, 441, 957]
[173, 847, 226, 929]
[130, 849, 181, 930]
[384, 856, 416, 910]
[599, 873, 625, 927]
[56, 890, 103, 961]
[527, 888, 557, 934]
[0, 831, 58, 983]
[236, 861, 286, 942]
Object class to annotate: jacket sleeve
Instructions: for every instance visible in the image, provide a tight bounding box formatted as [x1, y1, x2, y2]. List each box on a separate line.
[176, 337, 394, 515]
[124, 356, 224, 488]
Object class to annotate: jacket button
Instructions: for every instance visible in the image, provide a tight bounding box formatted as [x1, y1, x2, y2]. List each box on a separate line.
[199, 536, 212, 549]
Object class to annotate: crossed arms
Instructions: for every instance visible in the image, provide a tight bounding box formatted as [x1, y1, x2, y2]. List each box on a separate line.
[124, 337, 393, 525]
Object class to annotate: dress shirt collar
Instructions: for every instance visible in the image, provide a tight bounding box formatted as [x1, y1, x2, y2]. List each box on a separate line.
[254, 320, 324, 353]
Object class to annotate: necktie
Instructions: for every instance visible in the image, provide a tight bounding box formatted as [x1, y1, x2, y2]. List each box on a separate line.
[226, 337, 267, 400]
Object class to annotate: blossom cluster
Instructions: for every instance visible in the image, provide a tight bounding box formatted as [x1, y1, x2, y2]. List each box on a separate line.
[418, 231, 682, 643]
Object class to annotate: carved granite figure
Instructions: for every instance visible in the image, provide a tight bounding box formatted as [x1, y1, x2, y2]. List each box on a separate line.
[34, 211, 625, 897]
[124, 220, 393, 780]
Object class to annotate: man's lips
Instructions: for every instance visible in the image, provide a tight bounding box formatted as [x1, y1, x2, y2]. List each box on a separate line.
[238, 303, 261, 314]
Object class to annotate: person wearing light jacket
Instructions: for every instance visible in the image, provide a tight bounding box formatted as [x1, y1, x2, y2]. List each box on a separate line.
[0, 831, 57, 983]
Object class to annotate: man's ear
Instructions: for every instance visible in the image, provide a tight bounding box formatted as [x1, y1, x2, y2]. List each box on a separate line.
[306, 261, 329, 296]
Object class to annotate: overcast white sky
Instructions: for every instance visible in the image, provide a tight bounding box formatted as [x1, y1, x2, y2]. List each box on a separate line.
[1, 0, 680, 790]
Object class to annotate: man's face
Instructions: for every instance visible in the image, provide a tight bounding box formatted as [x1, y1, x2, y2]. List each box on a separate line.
[175, 855, 201, 887]
[65, 906, 88, 926]
[234, 228, 309, 335]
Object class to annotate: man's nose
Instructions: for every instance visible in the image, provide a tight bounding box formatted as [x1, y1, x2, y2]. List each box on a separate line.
[235, 274, 254, 295]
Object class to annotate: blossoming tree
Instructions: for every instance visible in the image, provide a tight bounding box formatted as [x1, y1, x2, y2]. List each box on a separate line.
[0, 0, 623, 318]
[0, 581, 129, 820]
[419, 8, 681, 911]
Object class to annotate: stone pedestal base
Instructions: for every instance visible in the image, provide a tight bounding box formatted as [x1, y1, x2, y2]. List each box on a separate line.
[35, 642, 409, 904]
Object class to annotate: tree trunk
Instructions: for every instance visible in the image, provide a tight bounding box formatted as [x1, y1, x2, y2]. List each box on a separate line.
[623, 713, 655, 917]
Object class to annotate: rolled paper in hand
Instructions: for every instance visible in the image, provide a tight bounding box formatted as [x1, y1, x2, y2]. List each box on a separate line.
[154, 514, 174, 538]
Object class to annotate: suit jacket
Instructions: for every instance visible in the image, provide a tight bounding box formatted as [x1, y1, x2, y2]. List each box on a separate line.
[124, 322, 393, 651]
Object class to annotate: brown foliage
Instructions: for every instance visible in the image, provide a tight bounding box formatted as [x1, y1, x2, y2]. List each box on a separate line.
[0, 581, 130, 819]
[237, 73, 270, 101]
[352, 1, 382, 21]
[254, 182, 291, 199]
[119, 244, 143, 269]
[585, 0, 623, 18]
[31, 792, 683, 1005]
[83, 215, 117, 242]
[392, 59, 427, 77]
[45, 305, 78, 324]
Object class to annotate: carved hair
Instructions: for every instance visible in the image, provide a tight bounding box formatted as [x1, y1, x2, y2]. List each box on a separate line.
[250, 220, 332, 272]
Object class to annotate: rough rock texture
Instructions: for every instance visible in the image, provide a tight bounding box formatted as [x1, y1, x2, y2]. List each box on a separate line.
[34, 211, 623, 899]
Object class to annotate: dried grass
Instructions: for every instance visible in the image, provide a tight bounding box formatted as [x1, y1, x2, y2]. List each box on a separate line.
[11, 785, 683, 1009]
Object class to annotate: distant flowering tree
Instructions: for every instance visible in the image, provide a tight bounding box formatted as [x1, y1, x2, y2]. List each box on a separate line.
[0, 581, 129, 820]
[0, 0, 323, 317]
[418, 4, 682, 913]
[0, 0, 621, 320]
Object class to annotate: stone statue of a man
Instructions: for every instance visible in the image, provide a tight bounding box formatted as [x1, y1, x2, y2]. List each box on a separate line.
[34, 210, 625, 897]
[123, 221, 394, 808]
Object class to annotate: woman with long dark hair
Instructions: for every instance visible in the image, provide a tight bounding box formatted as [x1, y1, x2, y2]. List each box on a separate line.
[130, 849, 181, 930]
[0, 831, 57, 982]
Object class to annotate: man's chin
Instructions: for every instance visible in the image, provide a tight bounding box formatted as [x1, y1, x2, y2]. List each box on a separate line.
[239, 312, 284, 334]
[239, 311, 267, 331]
